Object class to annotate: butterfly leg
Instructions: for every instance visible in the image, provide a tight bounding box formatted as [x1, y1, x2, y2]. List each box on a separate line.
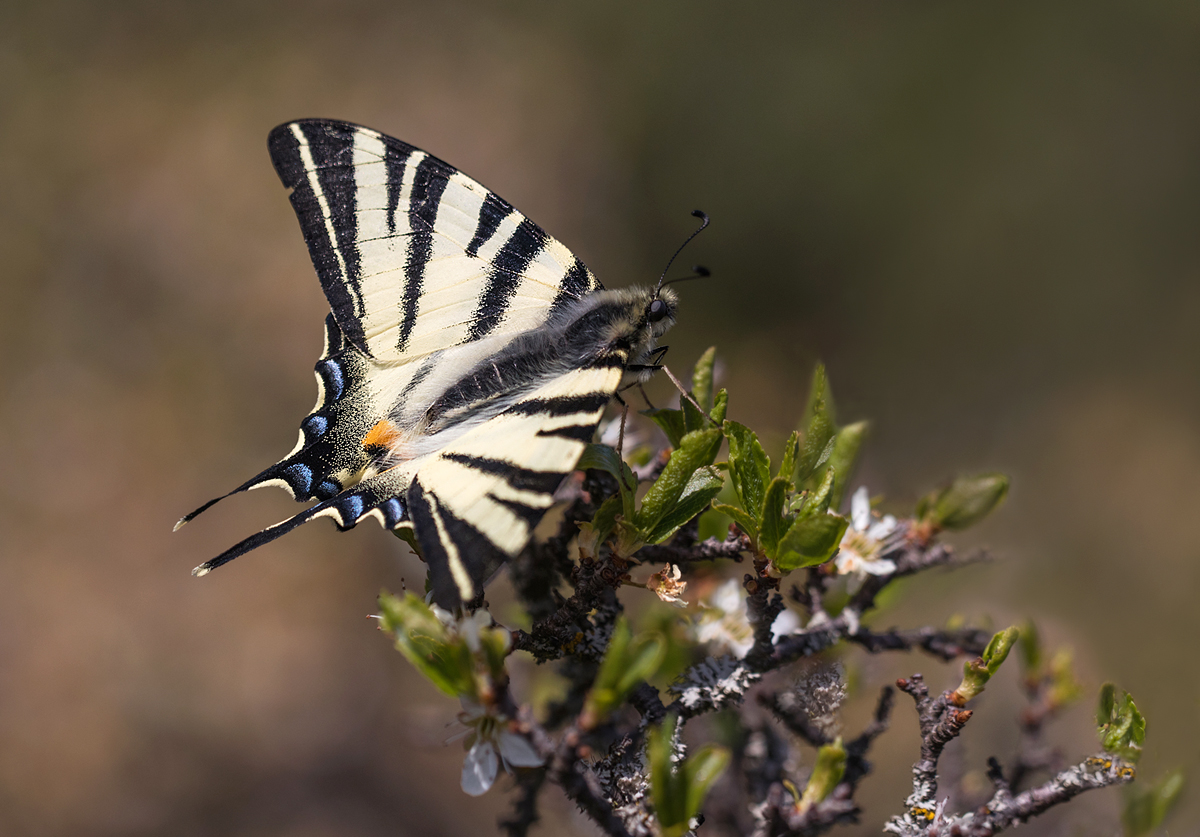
[637, 383, 656, 411]
[661, 365, 718, 427]
[625, 345, 670, 375]
[612, 392, 630, 457]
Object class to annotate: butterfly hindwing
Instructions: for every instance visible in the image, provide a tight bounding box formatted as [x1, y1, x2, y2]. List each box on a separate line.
[267, 120, 602, 363]
[409, 356, 624, 605]
[176, 314, 381, 527]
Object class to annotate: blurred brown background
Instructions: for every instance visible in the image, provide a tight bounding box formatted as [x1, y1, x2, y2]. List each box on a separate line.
[2, 2, 1198, 834]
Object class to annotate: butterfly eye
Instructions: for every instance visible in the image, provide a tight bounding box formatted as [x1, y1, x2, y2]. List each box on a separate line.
[647, 298, 669, 323]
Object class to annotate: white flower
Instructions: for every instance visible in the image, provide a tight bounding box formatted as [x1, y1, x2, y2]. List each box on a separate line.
[693, 579, 801, 658]
[454, 699, 544, 796]
[427, 602, 509, 655]
[834, 487, 898, 580]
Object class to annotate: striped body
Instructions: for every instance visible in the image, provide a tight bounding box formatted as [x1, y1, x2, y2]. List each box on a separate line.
[180, 120, 677, 608]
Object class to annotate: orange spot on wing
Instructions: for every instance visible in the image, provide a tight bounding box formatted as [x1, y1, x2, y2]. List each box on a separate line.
[362, 419, 403, 453]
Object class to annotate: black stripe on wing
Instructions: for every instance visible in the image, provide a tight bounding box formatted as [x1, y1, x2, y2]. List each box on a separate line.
[467, 218, 549, 342]
[193, 473, 409, 577]
[466, 192, 512, 258]
[269, 124, 371, 353]
[408, 477, 500, 609]
[384, 142, 408, 236]
[505, 393, 612, 417]
[398, 156, 450, 354]
[535, 423, 599, 442]
[549, 258, 596, 318]
[440, 452, 567, 495]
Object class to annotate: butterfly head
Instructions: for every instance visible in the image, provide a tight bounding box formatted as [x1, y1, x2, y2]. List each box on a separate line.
[643, 286, 678, 338]
[606, 284, 678, 375]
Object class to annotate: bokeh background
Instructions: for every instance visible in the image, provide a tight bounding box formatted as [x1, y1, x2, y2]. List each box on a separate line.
[2, 2, 1198, 834]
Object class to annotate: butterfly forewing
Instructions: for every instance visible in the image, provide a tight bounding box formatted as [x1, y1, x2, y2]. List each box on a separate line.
[267, 120, 601, 363]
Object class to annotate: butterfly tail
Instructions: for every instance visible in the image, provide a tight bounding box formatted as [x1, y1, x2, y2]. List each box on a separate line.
[176, 315, 380, 531]
[192, 469, 410, 577]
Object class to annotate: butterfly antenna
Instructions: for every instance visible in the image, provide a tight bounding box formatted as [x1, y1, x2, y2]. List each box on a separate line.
[655, 210, 710, 296]
[661, 264, 711, 290]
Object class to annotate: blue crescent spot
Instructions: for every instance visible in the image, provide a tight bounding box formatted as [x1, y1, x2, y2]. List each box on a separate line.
[282, 463, 313, 495]
[320, 360, 345, 401]
[382, 498, 404, 526]
[316, 480, 341, 500]
[304, 414, 329, 437]
[340, 495, 365, 521]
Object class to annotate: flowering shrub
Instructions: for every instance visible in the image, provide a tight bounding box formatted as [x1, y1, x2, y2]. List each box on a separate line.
[378, 352, 1179, 837]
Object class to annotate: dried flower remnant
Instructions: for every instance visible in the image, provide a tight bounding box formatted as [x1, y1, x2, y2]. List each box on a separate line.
[647, 563, 688, 607]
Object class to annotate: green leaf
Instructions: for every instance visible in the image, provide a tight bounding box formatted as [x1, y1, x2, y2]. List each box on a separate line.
[796, 364, 837, 483]
[1046, 649, 1082, 708]
[710, 388, 729, 425]
[636, 428, 724, 532]
[692, 347, 717, 413]
[982, 626, 1019, 675]
[637, 608, 697, 687]
[801, 361, 838, 426]
[643, 407, 686, 448]
[615, 634, 667, 697]
[825, 421, 867, 509]
[1126, 695, 1147, 751]
[582, 618, 667, 728]
[796, 465, 836, 519]
[1098, 682, 1117, 728]
[378, 592, 475, 698]
[1123, 769, 1185, 837]
[799, 738, 846, 812]
[477, 625, 512, 681]
[682, 347, 717, 434]
[578, 443, 638, 518]
[391, 523, 423, 557]
[1018, 619, 1043, 676]
[919, 473, 1010, 531]
[649, 714, 728, 837]
[759, 476, 791, 558]
[682, 395, 704, 437]
[774, 512, 849, 573]
[954, 626, 1019, 703]
[683, 744, 731, 825]
[712, 502, 760, 542]
[725, 420, 770, 522]
[649, 714, 684, 832]
[644, 466, 725, 544]
[778, 431, 799, 483]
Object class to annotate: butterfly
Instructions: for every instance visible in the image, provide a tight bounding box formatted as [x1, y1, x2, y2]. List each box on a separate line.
[178, 119, 688, 608]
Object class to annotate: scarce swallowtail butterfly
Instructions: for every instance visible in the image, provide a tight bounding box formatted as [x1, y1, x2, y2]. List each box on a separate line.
[178, 119, 686, 609]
